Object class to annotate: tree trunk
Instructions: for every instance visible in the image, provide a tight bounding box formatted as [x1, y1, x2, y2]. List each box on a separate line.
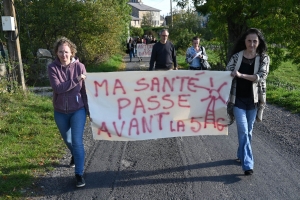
[226, 18, 248, 61]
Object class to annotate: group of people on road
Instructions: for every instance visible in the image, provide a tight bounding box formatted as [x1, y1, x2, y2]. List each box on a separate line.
[127, 35, 157, 62]
[47, 27, 269, 188]
[148, 29, 210, 71]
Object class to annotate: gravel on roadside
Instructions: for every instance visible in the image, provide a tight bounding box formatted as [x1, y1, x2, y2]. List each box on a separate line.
[255, 103, 300, 160]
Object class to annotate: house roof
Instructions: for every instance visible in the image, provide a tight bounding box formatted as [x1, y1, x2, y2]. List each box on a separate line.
[131, 15, 141, 21]
[128, 2, 161, 12]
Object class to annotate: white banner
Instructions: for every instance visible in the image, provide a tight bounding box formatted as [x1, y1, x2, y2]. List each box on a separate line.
[85, 70, 232, 141]
[136, 43, 154, 57]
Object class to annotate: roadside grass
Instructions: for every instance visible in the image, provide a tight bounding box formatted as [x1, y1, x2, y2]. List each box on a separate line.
[205, 49, 220, 67]
[86, 54, 125, 72]
[176, 54, 189, 69]
[0, 91, 65, 198]
[0, 51, 299, 199]
[267, 60, 300, 113]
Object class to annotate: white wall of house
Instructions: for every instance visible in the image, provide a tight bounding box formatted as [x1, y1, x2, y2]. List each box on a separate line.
[139, 11, 160, 27]
[131, 20, 140, 27]
[129, 1, 164, 28]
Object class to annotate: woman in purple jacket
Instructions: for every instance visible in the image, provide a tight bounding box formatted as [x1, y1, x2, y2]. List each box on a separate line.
[48, 37, 89, 188]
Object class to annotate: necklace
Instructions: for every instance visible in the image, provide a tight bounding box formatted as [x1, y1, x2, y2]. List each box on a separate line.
[243, 56, 255, 65]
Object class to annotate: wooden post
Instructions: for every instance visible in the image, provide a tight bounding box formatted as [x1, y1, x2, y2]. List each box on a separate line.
[3, 0, 26, 91]
[170, 0, 173, 27]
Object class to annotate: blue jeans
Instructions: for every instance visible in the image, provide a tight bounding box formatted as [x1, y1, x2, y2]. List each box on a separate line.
[129, 50, 134, 61]
[54, 107, 86, 175]
[233, 106, 257, 171]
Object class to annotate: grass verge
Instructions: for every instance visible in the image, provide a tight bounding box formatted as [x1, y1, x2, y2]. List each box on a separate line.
[267, 60, 300, 113]
[0, 91, 65, 198]
[176, 54, 189, 69]
[86, 54, 125, 72]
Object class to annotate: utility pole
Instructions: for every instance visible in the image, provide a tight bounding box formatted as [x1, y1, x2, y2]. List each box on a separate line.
[3, 0, 26, 91]
[170, 0, 173, 27]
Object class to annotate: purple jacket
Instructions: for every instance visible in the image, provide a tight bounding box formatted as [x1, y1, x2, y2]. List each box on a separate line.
[48, 58, 89, 115]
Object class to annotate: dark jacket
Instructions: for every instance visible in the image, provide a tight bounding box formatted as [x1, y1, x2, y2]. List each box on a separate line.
[127, 42, 134, 52]
[149, 41, 177, 70]
[48, 58, 89, 115]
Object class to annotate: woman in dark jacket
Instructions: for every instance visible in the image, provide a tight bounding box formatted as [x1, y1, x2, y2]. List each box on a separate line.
[127, 38, 135, 62]
[48, 37, 89, 187]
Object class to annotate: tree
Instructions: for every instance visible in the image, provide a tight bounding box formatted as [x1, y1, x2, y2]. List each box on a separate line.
[175, 0, 300, 69]
[130, 27, 144, 38]
[15, 0, 131, 64]
[141, 12, 153, 27]
[169, 9, 203, 51]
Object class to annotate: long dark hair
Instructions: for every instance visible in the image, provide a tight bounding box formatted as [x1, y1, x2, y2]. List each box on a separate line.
[230, 28, 267, 57]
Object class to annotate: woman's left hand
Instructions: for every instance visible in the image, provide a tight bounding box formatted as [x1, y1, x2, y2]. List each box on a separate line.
[231, 70, 241, 78]
[77, 74, 86, 82]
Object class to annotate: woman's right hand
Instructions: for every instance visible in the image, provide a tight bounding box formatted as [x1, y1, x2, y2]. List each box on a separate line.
[88, 115, 93, 122]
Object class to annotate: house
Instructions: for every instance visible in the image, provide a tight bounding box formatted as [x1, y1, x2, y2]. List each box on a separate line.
[128, 0, 164, 27]
[160, 15, 166, 26]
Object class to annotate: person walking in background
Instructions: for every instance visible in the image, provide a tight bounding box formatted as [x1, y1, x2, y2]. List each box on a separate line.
[48, 37, 89, 187]
[136, 37, 142, 44]
[151, 37, 157, 43]
[127, 38, 135, 62]
[186, 36, 210, 70]
[136, 37, 143, 61]
[143, 36, 147, 44]
[226, 28, 270, 176]
[133, 38, 137, 57]
[149, 29, 178, 71]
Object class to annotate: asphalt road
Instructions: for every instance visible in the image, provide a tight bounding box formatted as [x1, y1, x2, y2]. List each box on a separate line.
[31, 55, 300, 200]
[123, 55, 150, 71]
